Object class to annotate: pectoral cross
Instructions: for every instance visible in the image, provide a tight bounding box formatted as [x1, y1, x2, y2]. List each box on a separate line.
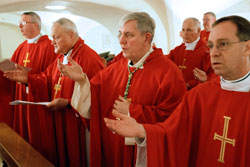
[213, 116, 235, 163]
[23, 53, 30, 67]
[53, 76, 62, 100]
[178, 58, 186, 71]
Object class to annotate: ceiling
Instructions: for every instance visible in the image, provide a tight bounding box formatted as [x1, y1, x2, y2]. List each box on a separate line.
[0, 0, 249, 51]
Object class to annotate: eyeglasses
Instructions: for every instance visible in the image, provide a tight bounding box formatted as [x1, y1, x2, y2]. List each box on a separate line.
[19, 21, 35, 26]
[207, 40, 247, 51]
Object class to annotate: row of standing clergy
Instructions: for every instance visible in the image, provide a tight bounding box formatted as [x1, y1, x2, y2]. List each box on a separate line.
[1, 11, 216, 167]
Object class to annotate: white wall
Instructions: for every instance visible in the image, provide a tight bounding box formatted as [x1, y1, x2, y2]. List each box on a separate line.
[0, 23, 24, 59]
[82, 25, 121, 55]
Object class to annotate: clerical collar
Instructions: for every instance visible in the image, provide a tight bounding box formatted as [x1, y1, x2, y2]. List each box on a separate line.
[185, 37, 200, 51]
[27, 34, 42, 44]
[63, 49, 73, 64]
[128, 45, 153, 69]
[220, 70, 250, 92]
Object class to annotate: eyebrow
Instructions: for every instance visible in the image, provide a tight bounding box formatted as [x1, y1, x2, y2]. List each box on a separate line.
[208, 38, 230, 42]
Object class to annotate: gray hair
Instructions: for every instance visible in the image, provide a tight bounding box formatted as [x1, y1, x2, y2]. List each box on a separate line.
[53, 18, 79, 36]
[185, 17, 201, 29]
[22, 11, 41, 30]
[120, 12, 155, 42]
[204, 12, 216, 19]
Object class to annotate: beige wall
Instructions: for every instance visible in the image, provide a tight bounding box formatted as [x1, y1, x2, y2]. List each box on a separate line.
[0, 23, 24, 59]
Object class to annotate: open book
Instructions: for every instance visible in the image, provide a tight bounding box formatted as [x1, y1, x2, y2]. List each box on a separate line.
[0, 59, 32, 72]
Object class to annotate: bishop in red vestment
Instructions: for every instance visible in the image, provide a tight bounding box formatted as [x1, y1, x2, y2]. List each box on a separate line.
[56, 13, 186, 167]
[28, 37, 103, 166]
[11, 35, 58, 164]
[168, 38, 213, 88]
[9, 12, 58, 165]
[168, 18, 214, 89]
[145, 77, 250, 166]
[103, 15, 250, 167]
[6, 17, 104, 166]
[200, 12, 216, 43]
[90, 47, 186, 167]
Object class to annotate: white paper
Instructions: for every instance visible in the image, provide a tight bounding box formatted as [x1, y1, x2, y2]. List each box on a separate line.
[9, 100, 49, 106]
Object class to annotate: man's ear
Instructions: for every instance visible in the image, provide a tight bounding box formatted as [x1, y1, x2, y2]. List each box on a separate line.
[69, 31, 75, 40]
[197, 27, 201, 34]
[145, 32, 152, 43]
[246, 40, 250, 55]
[33, 22, 39, 30]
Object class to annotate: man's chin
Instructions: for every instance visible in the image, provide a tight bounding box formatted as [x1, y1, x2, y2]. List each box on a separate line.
[122, 54, 130, 59]
[54, 48, 60, 54]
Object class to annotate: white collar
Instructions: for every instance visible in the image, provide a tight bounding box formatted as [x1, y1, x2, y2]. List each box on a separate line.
[220, 70, 250, 92]
[185, 37, 200, 51]
[128, 45, 153, 69]
[27, 34, 42, 44]
[63, 49, 73, 64]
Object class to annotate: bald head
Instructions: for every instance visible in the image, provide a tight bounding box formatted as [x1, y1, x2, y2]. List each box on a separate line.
[53, 18, 79, 36]
[51, 18, 79, 54]
[181, 18, 201, 43]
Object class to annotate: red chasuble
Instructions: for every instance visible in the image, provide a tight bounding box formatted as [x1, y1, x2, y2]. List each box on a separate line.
[90, 48, 187, 167]
[200, 29, 210, 43]
[0, 71, 14, 127]
[145, 77, 250, 167]
[168, 39, 214, 89]
[107, 52, 125, 66]
[10, 35, 58, 164]
[28, 38, 104, 167]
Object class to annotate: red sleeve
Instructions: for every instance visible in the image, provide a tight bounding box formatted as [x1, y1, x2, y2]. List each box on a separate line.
[89, 76, 102, 167]
[27, 62, 55, 102]
[144, 92, 197, 166]
[187, 78, 200, 89]
[167, 49, 175, 61]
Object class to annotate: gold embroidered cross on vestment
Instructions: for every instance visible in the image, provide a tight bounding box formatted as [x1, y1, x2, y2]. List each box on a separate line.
[213, 116, 236, 164]
[23, 53, 30, 67]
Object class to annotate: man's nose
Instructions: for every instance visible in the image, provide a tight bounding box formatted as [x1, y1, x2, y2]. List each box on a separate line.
[19, 23, 23, 28]
[209, 45, 220, 57]
[119, 35, 126, 44]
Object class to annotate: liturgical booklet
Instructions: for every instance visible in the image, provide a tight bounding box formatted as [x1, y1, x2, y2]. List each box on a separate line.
[9, 100, 50, 106]
[0, 59, 31, 72]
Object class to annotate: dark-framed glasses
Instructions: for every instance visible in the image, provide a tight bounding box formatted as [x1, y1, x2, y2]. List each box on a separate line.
[207, 40, 247, 51]
[18, 21, 35, 26]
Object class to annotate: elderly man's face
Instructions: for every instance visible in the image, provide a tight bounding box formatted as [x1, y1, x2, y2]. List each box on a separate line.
[203, 14, 216, 31]
[208, 21, 249, 80]
[118, 20, 150, 63]
[181, 19, 200, 43]
[51, 23, 73, 54]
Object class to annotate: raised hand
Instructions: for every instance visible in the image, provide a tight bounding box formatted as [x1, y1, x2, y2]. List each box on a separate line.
[104, 109, 146, 138]
[4, 63, 28, 83]
[193, 68, 207, 82]
[57, 57, 86, 83]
